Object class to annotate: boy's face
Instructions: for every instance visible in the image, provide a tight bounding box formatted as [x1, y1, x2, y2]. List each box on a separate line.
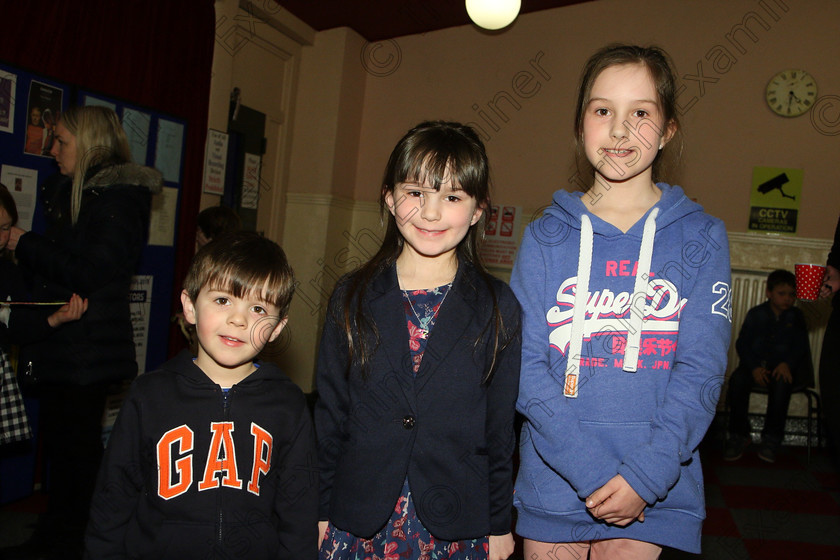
[181, 285, 286, 382]
[767, 283, 796, 315]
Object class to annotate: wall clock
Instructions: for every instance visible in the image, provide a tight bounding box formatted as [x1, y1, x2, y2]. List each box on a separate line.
[765, 69, 817, 117]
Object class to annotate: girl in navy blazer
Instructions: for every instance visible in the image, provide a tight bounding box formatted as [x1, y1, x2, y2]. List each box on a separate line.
[315, 122, 521, 560]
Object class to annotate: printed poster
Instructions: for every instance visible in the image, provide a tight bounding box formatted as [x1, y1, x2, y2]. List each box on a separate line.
[748, 167, 803, 235]
[154, 119, 184, 183]
[481, 205, 522, 267]
[0, 69, 16, 133]
[122, 108, 151, 165]
[241, 152, 260, 209]
[203, 129, 228, 195]
[129, 275, 153, 376]
[24, 81, 63, 157]
[148, 186, 178, 247]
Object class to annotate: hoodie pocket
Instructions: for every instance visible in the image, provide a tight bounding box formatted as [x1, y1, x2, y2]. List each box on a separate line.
[578, 420, 705, 518]
[651, 462, 705, 517]
[516, 441, 585, 515]
[578, 420, 651, 460]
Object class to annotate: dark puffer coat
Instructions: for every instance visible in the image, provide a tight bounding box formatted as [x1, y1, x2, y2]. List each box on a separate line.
[14, 162, 162, 386]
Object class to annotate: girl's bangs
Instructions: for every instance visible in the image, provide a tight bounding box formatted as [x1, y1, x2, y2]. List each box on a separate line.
[398, 149, 481, 198]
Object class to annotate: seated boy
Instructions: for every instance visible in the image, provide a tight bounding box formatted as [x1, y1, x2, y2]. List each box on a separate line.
[724, 269, 811, 463]
[85, 232, 317, 559]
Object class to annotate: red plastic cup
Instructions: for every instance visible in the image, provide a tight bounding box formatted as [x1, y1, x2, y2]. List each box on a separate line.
[794, 263, 826, 301]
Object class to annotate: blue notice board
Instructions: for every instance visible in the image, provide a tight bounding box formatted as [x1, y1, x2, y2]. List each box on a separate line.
[0, 65, 183, 378]
[0, 64, 185, 506]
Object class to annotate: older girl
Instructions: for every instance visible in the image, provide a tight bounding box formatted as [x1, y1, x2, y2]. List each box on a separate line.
[512, 45, 731, 558]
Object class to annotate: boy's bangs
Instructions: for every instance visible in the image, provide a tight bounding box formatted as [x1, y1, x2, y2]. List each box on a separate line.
[207, 267, 283, 308]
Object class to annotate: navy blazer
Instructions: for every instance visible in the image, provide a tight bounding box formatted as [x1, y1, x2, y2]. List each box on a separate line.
[314, 260, 521, 541]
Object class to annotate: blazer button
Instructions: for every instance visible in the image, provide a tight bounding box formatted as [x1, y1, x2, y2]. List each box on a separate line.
[402, 415, 415, 429]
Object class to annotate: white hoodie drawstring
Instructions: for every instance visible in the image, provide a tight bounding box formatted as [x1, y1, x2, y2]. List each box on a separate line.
[563, 209, 659, 397]
[563, 215, 593, 398]
[623, 208, 659, 372]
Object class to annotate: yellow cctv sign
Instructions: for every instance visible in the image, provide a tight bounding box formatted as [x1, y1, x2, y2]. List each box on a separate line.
[748, 167, 803, 235]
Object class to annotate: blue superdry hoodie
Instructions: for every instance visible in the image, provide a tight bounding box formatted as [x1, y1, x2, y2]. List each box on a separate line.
[511, 184, 731, 553]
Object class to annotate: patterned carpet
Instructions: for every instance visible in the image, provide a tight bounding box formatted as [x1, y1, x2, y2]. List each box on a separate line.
[661, 441, 840, 560]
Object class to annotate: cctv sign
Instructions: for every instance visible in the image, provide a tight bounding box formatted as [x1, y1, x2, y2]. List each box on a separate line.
[748, 167, 803, 235]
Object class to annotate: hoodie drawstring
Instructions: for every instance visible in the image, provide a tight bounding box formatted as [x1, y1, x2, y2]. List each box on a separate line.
[563, 215, 593, 398]
[563, 208, 659, 397]
[623, 208, 659, 372]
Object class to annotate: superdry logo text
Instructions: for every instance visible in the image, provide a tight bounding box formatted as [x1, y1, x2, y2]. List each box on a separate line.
[547, 275, 687, 356]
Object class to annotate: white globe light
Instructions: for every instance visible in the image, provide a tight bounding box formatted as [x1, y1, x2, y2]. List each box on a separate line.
[466, 0, 521, 30]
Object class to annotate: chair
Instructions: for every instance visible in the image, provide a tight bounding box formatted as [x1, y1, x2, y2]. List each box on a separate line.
[735, 384, 822, 464]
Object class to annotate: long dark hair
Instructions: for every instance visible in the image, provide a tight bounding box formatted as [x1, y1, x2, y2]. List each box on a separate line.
[341, 121, 509, 382]
[573, 44, 684, 185]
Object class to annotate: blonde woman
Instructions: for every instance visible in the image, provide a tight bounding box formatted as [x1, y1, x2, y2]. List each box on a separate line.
[7, 105, 162, 558]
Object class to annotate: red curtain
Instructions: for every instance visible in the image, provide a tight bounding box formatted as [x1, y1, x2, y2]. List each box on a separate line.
[1, 0, 216, 358]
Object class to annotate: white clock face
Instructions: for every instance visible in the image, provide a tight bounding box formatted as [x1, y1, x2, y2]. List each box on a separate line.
[766, 70, 817, 117]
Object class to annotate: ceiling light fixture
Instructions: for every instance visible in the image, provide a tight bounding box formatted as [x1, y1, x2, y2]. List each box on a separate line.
[465, 0, 521, 30]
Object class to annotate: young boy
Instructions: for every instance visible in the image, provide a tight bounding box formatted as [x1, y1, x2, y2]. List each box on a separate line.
[725, 269, 812, 463]
[85, 232, 317, 559]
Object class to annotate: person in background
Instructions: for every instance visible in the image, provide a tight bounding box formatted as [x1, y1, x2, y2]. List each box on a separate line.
[195, 204, 241, 251]
[0, 183, 87, 448]
[0, 182, 88, 344]
[86, 232, 317, 559]
[6, 105, 162, 559]
[724, 269, 811, 463]
[819, 215, 840, 469]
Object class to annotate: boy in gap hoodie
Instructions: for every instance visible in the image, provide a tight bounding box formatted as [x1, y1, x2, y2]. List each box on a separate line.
[85, 232, 317, 559]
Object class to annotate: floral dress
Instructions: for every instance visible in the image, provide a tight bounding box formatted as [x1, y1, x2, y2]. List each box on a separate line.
[320, 284, 489, 560]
